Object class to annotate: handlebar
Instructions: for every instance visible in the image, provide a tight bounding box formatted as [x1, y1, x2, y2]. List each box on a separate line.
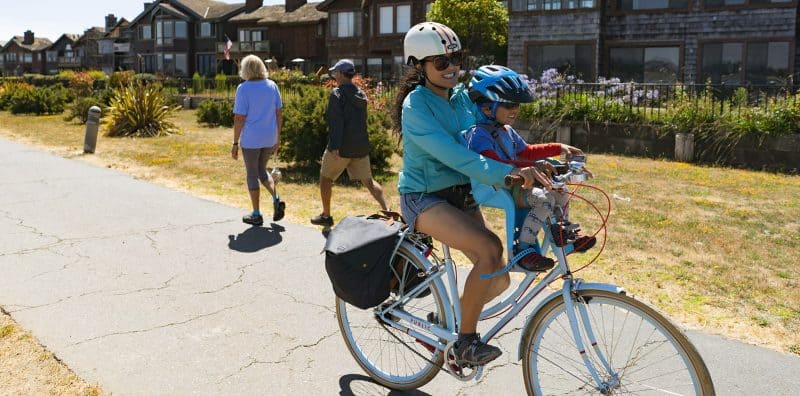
[505, 157, 589, 188]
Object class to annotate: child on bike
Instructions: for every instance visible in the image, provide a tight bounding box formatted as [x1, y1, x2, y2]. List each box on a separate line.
[465, 65, 596, 271]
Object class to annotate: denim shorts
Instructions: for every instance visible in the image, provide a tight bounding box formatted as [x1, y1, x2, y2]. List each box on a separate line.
[400, 184, 478, 229]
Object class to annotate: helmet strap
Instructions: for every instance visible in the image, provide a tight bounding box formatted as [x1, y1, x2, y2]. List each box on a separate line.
[490, 102, 499, 120]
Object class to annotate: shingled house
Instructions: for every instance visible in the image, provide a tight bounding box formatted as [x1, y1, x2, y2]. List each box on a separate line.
[228, 0, 327, 74]
[507, 0, 797, 85]
[316, 0, 435, 81]
[44, 33, 82, 74]
[98, 15, 133, 74]
[127, 0, 254, 76]
[0, 31, 53, 76]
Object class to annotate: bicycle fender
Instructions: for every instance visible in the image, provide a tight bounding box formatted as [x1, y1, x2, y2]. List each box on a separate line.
[517, 283, 626, 361]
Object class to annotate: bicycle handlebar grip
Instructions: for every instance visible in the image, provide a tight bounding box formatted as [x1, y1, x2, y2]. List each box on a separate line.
[505, 174, 525, 187]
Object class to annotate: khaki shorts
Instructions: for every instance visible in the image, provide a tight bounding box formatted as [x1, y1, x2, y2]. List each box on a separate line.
[320, 149, 373, 181]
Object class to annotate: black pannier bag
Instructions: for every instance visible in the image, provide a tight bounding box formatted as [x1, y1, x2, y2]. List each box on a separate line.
[324, 214, 404, 309]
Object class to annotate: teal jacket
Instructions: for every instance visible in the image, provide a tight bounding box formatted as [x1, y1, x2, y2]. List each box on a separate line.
[398, 84, 514, 194]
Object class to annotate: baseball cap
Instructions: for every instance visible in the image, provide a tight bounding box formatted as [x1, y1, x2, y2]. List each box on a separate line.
[329, 59, 356, 74]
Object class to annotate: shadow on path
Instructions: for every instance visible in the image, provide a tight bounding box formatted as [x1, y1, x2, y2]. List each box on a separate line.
[338, 374, 432, 396]
[227, 223, 285, 252]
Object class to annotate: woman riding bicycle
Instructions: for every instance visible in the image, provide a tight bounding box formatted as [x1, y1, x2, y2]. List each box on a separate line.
[394, 22, 549, 367]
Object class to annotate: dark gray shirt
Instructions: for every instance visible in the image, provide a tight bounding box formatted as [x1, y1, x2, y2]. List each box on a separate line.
[326, 83, 370, 158]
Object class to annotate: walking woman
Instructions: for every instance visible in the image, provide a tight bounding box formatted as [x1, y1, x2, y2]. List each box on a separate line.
[395, 22, 549, 366]
[231, 54, 285, 225]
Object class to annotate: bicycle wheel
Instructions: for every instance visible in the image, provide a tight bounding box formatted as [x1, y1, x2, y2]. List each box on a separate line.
[336, 245, 446, 390]
[522, 290, 715, 395]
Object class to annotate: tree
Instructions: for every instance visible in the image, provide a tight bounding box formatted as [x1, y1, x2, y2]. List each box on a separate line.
[427, 0, 508, 66]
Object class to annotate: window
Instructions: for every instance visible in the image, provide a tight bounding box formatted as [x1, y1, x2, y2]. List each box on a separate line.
[7, 53, 17, 62]
[609, 46, 680, 82]
[619, 0, 688, 9]
[367, 58, 382, 79]
[141, 25, 152, 40]
[526, 43, 593, 80]
[23, 53, 32, 63]
[140, 54, 157, 73]
[46, 51, 56, 62]
[197, 53, 216, 75]
[701, 42, 743, 84]
[512, 0, 595, 11]
[175, 21, 187, 39]
[330, 11, 360, 38]
[746, 42, 790, 84]
[705, 0, 791, 5]
[156, 20, 176, 45]
[394, 55, 405, 78]
[175, 53, 187, 76]
[198, 22, 214, 38]
[239, 29, 266, 42]
[379, 5, 411, 34]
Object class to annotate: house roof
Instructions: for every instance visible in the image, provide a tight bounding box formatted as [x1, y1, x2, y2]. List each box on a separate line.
[104, 18, 130, 38]
[130, 0, 246, 26]
[316, 0, 367, 11]
[46, 33, 81, 50]
[6, 35, 53, 52]
[159, 3, 192, 20]
[230, 2, 325, 24]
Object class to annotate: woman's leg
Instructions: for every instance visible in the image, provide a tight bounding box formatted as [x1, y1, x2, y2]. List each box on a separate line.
[415, 203, 509, 334]
[258, 147, 276, 198]
[241, 149, 262, 212]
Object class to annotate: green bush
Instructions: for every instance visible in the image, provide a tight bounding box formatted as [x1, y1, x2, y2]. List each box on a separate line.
[103, 83, 180, 137]
[109, 71, 134, 89]
[0, 81, 33, 110]
[9, 85, 70, 115]
[215, 73, 228, 94]
[133, 73, 157, 82]
[192, 72, 206, 95]
[196, 99, 234, 127]
[279, 85, 394, 173]
[65, 95, 106, 124]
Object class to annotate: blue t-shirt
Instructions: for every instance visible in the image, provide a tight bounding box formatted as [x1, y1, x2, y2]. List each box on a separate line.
[233, 79, 283, 149]
[465, 124, 527, 162]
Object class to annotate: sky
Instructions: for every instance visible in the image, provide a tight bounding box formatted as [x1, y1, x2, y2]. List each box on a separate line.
[0, 0, 285, 43]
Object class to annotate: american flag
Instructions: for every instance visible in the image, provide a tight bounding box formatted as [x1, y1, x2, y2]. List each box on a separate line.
[224, 36, 232, 61]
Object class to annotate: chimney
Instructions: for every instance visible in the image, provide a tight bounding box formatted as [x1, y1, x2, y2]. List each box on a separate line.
[245, 0, 263, 12]
[144, 2, 153, 11]
[105, 14, 118, 31]
[23, 30, 34, 45]
[285, 0, 307, 13]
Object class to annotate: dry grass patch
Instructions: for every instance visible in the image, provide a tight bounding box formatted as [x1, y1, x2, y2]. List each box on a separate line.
[0, 310, 102, 395]
[1, 110, 799, 356]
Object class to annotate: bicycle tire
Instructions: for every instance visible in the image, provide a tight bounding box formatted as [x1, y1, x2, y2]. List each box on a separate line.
[336, 245, 446, 390]
[521, 290, 715, 395]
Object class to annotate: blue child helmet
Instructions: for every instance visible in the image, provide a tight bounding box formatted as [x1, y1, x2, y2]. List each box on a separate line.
[468, 65, 534, 104]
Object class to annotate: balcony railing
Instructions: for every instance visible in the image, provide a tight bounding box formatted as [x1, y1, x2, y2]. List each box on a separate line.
[217, 41, 270, 54]
[57, 57, 81, 67]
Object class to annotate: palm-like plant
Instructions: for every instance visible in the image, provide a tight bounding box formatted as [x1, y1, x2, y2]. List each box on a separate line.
[104, 83, 180, 137]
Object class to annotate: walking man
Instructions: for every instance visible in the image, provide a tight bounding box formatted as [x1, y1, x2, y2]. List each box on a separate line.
[310, 60, 388, 226]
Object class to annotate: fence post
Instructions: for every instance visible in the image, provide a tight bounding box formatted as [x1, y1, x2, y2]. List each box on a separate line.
[83, 106, 101, 154]
[675, 133, 695, 162]
[182, 96, 192, 109]
[557, 125, 571, 145]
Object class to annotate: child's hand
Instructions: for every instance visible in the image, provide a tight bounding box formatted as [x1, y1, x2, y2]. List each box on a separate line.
[517, 166, 553, 190]
[561, 144, 584, 158]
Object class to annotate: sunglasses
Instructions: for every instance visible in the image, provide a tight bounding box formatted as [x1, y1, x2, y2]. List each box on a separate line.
[426, 51, 463, 71]
[499, 102, 520, 110]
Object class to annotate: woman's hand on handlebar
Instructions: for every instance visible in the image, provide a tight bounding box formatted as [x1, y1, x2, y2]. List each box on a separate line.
[561, 144, 584, 159]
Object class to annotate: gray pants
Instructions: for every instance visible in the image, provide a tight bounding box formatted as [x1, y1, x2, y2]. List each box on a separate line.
[242, 147, 274, 191]
[519, 188, 569, 245]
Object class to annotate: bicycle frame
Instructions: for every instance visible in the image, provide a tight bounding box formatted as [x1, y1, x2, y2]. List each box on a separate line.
[377, 187, 626, 387]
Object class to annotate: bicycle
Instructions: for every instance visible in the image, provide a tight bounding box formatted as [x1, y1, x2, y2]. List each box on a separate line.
[335, 156, 715, 395]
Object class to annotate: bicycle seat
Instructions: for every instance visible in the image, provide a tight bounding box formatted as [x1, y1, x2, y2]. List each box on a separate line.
[470, 180, 541, 262]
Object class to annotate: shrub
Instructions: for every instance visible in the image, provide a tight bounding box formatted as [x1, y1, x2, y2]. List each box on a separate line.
[196, 99, 234, 127]
[103, 83, 180, 137]
[279, 84, 394, 173]
[133, 73, 157, 82]
[9, 85, 70, 115]
[69, 72, 95, 97]
[192, 72, 206, 95]
[109, 71, 134, 89]
[86, 70, 107, 81]
[0, 81, 34, 110]
[215, 73, 228, 94]
[65, 95, 106, 124]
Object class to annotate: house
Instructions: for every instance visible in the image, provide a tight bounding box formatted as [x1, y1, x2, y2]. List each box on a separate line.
[45, 33, 82, 74]
[228, 0, 327, 74]
[507, 1, 797, 85]
[73, 27, 108, 71]
[126, 0, 255, 77]
[316, 0, 435, 81]
[1, 31, 53, 76]
[98, 15, 133, 74]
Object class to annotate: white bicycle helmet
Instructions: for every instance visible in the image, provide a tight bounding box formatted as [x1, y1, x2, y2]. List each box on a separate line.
[403, 22, 462, 66]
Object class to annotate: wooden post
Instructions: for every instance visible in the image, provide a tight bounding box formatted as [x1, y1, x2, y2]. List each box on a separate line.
[557, 125, 571, 145]
[675, 133, 695, 162]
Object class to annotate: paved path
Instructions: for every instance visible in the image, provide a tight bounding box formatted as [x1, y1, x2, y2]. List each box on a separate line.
[1, 137, 798, 395]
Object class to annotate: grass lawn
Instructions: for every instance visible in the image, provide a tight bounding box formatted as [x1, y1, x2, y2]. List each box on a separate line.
[1, 109, 799, 358]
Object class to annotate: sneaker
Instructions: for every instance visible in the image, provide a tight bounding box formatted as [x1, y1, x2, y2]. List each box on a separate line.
[517, 251, 555, 272]
[452, 334, 502, 366]
[572, 235, 596, 253]
[310, 213, 333, 226]
[243, 213, 264, 226]
[549, 222, 578, 247]
[273, 199, 286, 221]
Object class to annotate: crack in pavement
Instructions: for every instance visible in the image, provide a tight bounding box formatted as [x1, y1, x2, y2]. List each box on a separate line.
[112, 274, 180, 296]
[216, 330, 340, 383]
[195, 259, 262, 295]
[67, 303, 247, 347]
[6, 289, 106, 313]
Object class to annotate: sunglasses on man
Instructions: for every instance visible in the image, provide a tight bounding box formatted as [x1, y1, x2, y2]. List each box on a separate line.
[425, 51, 463, 71]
